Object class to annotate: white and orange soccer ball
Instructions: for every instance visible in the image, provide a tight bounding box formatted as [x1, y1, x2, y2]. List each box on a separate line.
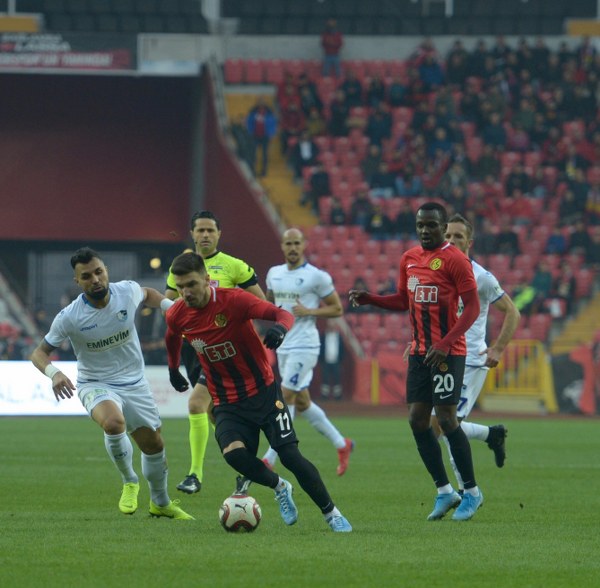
[219, 494, 262, 532]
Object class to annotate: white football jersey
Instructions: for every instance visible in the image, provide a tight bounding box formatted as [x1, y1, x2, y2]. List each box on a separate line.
[45, 281, 146, 385]
[266, 262, 335, 353]
[463, 260, 505, 367]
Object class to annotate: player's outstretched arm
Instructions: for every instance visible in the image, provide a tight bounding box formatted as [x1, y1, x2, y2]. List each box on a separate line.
[485, 293, 520, 367]
[349, 289, 408, 311]
[30, 340, 76, 401]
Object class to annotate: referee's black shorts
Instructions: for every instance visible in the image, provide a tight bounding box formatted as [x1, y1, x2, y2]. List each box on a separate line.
[406, 354, 466, 406]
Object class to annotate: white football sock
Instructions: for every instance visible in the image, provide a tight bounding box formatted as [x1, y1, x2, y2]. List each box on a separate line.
[104, 432, 138, 484]
[301, 402, 345, 449]
[460, 421, 490, 442]
[442, 435, 464, 490]
[142, 449, 170, 507]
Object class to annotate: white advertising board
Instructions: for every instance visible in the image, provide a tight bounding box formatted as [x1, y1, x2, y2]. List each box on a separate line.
[0, 361, 189, 417]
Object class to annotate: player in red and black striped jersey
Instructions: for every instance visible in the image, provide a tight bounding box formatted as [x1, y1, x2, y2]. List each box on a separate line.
[350, 202, 484, 521]
[165, 252, 352, 532]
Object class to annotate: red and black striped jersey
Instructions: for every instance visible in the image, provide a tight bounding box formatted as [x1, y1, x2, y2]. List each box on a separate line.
[165, 287, 293, 406]
[398, 242, 477, 356]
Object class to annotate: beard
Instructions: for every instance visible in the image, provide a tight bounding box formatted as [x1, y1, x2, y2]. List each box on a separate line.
[87, 286, 109, 300]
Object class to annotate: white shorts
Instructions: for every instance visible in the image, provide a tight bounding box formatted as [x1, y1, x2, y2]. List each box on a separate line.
[277, 351, 319, 392]
[456, 365, 489, 419]
[78, 378, 161, 433]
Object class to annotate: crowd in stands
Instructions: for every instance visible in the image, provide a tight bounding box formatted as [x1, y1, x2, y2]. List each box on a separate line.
[247, 34, 600, 331]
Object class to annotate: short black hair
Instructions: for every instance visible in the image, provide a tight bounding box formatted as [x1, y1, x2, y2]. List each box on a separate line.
[190, 210, 220, 230]
[448, 213, 474, 239]
[70, 247, 102, 269]
[417, 202, 448, 224]
[170, 252, 207, 276]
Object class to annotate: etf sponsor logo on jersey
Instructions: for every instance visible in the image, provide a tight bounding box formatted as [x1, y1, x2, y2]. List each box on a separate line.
[408, 276, 439, 303]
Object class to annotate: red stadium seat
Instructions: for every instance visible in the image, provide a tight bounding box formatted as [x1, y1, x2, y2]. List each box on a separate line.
[528, 314, 552, 341]
[224, 59, 243, 84]
[244, 59, 264, 84]
[263, 59, 285, 85]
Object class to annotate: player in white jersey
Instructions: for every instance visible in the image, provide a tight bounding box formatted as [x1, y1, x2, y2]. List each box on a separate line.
[239, 228, 353, 492]
[30, 247, 193, 520]
[433, 214, 520, 487]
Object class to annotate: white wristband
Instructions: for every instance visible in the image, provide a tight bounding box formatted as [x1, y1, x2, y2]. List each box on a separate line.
[44, 365, 60, 379]
[160, 298, 174, 312]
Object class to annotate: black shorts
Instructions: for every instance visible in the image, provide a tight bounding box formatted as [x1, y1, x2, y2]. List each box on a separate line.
[181, 338, 206, 387]
[213, 381, 298, 455]
[406, 355, 466, 406]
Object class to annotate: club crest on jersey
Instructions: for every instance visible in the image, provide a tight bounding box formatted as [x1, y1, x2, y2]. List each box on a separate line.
[438, 362, 448, 372]
[117, 310, 128, 322]
[190, 338, 207, 353]
[275, 400, 284, 409]
[214, 313, 227, 327]
[430, 258, 442, 270]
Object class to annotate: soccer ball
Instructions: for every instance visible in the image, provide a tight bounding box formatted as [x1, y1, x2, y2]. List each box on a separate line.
[219, 494, 262, 532]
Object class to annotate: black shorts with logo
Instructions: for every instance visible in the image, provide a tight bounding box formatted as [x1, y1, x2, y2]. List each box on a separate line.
[406, 354, 466, 406]
[213, 380, 298, 455]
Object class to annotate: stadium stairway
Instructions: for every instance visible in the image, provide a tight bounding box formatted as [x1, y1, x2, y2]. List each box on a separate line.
[551, 289, 600, 354]
[224, 92, 317, 229]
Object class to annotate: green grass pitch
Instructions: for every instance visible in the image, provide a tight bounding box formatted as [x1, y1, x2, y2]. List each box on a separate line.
[1, 414, 599, 587]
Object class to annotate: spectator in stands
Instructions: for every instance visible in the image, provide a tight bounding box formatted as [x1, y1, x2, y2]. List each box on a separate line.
[529, 167, 549, 200]
[559, 189, 585, 227]
[349, 190, 374, 228]
[469, 144, 500, 180]
[230, 114, 255, 173]
[446, 185, 469, 216]
[377, 277, 396, 296]
[388, 76, 408, 107]
[568, 219, 593, 257]
[305, 106, 327, 138]
[445, 45, 469, 89]
[459, 82, 483, 126]
[587, 226, 600, 266]
[299, 85, 323, 117]
[507, 122, 531, 153]
[418, 53, 445, 92]
[297, 73, 322, 111]
[427, 127, 453, 160]
[246, 97, 277, 177]
[369, 162, 396, 199]
[551, 260, 577, 317]
[567, 168, 591, 210]
[472, 218, 498, 256]
[279, 102, 305, 156]
[303, 162, 330, 213]
[340, 69, 363, 109]
[505, 162, 531, 197]
[495, 218, 521, 255]
[365, 103, 392, 147]
[530, 260, 554, 313]
[541, 126, 566, 167]
[328, 89, 350, 137]
[290, 130, 319, 180]
[436, 160, 468, 197]
[467, 39, 490, 79]
[361, 144, 383, 185]
[560, 143, 590, 180]
[321, 18, 343, 78]
[491, 35, 513, 72]
[585, 180, 600, 225]
[395, 163, 423, 198]
[531, 36, 550, 79]
[394, 199, 417, 240]
[366, 74, 386, 108]
[482, 111, 507, 150]
[364, 203, 393, 241]
[329, 196, 347, 226]
[529, 112, 549, 150]
[544, 226, 568, 255]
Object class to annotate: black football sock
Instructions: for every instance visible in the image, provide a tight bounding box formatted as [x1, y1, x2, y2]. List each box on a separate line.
[413, 427, 450, 488]
[445, 425, 477, 490]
